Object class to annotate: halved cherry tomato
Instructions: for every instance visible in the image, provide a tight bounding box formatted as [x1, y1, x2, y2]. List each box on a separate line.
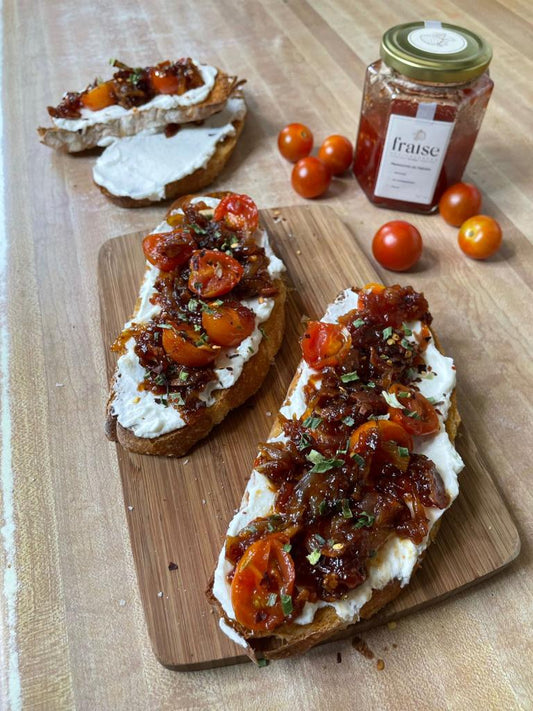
[201, 300, 256, 347]
[301, 321, 352, 369]
[439, 182, 482, 227]
[387, 383, 440, 436]
[291, 157, 331, 199]
[231, 535, 295, 632]
[349, 420, 413, 472]
[188, 250, 244, 298]
[363, 282, 385, 294]
[149, 62, 182, 94]
[277, 123, 313, 163]
[458, 215, 502, 260]
[142, 228, 196, 272]
[81, 81, 115, 111]
[317, 135, 354, 175]
[213, 193, 259, 233]
[372, 221, 423, 272]
[162, 323, 219, 367]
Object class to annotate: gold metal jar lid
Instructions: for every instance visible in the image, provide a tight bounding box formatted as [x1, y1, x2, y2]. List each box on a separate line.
[380, 21, 492, 82]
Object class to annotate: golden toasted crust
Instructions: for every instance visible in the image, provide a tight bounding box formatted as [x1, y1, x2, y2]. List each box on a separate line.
[38, 71, 240, 153]
[206, 311, 461, 662]
[95, 112, 246, 208]
[105, 279, 286, 457]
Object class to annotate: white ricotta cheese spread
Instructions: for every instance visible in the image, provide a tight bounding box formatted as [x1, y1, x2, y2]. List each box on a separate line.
[213, 287, 464, 642]
[92, 96, 246, 201]
[109, 197, 285, 438]
[52, 62, 217, 131]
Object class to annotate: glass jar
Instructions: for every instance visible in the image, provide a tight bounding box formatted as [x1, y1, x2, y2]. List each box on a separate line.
[353, 21, 493, 213]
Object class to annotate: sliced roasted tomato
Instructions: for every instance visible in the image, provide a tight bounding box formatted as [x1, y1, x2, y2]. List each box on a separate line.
[188, 250, 244, 298]
[162, 323, 219, 367]
[231, 534, 295, 632]
[301, 321, 352, 369]
[213, 193, 259, 234]
[142, 228, 196, 272]
[387, 383, 440, 436]
[201, 300, 256, 347]
[349, 420, 413, 472]
[362, 282, 385, 294]
[81, 81, 115, 111]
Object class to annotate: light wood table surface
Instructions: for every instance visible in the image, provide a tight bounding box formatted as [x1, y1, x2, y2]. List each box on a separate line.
[1, 1, 532, 709]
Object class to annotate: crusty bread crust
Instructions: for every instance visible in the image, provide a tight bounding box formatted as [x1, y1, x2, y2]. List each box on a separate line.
[95, 111, 246, 208]
[38, 71, 240, 153]
[206, 314, 461, 662]
[106, 279, 286, 457]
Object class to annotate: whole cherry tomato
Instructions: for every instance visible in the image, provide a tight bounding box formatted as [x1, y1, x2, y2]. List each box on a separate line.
[387, 384, 440, 436]
[142, 228, 196, 272]
[201, 300, 256, 347]
[349, 420, 413, 472]
[301, 321, 352, 369]
[213, 193, 259, 234]
[231, 534, 295, 632]
[291, 157, 331, 199]
[188, 250, 244, 298]
[81, 81, 115, 111]
[438, 182, 482, 227]
[162, 323, 219, 367]
[278, 123, 313, 163]
[317, 135, 354, 175]
[372, 221, 423, 272]
[458, 215, 502, 260]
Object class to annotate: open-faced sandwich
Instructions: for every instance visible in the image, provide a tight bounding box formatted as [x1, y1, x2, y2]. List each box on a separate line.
[208, 283, 463, 661]
[105, 192, 285, 457]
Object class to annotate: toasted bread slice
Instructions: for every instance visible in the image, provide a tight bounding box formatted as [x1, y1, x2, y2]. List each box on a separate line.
[93, 94, 246, 207]
[38, 67, 239, 153]
[208, 285, 463, 662]
[105, 193, 286, 457]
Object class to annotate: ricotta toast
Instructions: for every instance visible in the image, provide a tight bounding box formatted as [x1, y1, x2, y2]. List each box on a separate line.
[208, 284, 463, 661]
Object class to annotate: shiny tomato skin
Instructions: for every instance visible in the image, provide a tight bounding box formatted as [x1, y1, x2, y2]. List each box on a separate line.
[317, 135, 354, 175]
[142, 228, 196, 272]
[278, 123, 313, 163]
[188, 250, 244, 298]
[162, 323, 219, 367]
[301, 321, 352, 369]
[291, 157, 331, 199]
[387, 383, 440, 436]
[372, 221, 423, 272]
[231, 535, 295, 632]
[349, 420, 413, 472]
[149, 62, 182, 94]
[458, 215, 502, 260]
[201, 301, 256, 347]
[213, 193, 259, 233]
[439, 182, 482, 227]
[81, 81, 115, 111]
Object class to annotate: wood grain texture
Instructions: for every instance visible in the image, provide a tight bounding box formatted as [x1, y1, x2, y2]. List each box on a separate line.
[98, 208, 518, 669]
[2, 0, 533, 708]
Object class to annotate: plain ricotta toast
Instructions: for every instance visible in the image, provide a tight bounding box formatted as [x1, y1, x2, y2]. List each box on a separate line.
[208, 284, 463, 662]
[38, 58, 239, 153]
[105, 192, 286, 457]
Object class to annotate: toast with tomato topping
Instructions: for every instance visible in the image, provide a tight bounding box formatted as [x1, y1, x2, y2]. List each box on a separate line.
[38, 58, 240, 153]
[105, 192, 286, 457]
[208, 284, 463, 662]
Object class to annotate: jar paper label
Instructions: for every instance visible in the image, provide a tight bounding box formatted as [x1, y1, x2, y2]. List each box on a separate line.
[374, 114, 454, 204]
[408, 27, 468, 54]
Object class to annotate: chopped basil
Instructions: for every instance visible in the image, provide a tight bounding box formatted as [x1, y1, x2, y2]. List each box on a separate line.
[187, 299, 198, 311]
[341, 499, 353, 519]
[282, 543, 292, 553]
[401, 323, 412, 336]
[401, 338, 411, 350]
[354, 511, 375, 529]
[257, 658, 269, 668]
[343, 415, 355, 426]
[248, 346, 254, 354]
[191, 223, 207, 235]
[382, 326, 393, 340]
[398, 391, 410, 398]
[363, 381, 376, 389]
[306, 450, 343, 474]
[259, 325, 268, 339]
[351, 452, 366, 468]
[398, 446, 410, 458]
[297, 433, 312, 451]
[340, 371, 359, 383]
[318, 500, 327, 516]
[179, 371, 188, 381]
[405, 409, 422, 419]
[154, 374, 166, 386]
[193, 324, 202, 332]
[306, 549, 321, 565]
[381, 390, 403, 409]
[281, 593, 293, 616]
[302, 416, 322, 429]
[266, 593, 277, 607]
[336, 439, 350, 456]
[353, 318, 364, 328]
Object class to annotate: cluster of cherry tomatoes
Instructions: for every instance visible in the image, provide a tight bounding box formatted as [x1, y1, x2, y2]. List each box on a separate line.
[277, 123, 353, 198]
[371, 183, 503, 271]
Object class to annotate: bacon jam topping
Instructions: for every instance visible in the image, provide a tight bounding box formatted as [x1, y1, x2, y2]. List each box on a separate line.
[112, 194, 276, 421]
[226, 285, 450, 630]
[48, 58, 205, 119]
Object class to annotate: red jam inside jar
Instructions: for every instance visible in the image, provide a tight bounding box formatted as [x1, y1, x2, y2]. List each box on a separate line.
[353, 21, 494, 214]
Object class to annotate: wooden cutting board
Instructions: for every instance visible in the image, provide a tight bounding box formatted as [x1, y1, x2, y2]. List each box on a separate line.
[98, 205, 519, 670]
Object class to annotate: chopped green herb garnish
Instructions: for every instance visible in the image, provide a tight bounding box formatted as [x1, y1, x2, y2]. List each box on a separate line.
[302, 416, 322, 429]
[382, 390, 403, 409]
[281, 594, 293, 616]
[195, 333, 209, 346]
[405, 409, 422, 419]
[340, 371, 359, 383]
[297, 434, 312, 451]
[257, 658, 269, 668]
[343, 415, 355, 426]
[179, 371, 188, 381]
[191, 224, 207, 235]
[306, 450, 343, 474]
[427, 396, 439, 405]
[401, 338, 411, 350]
[382, 326, 393, 340]
[187, 299, 198, 311]
[354, 511, 375, 529]
[193, 324, 201, 332]
[398, 391, 410, 398]
[259, 325, 268, 339]
[398, 446, 410, 458]
[341, 499, 353, 519]
[401, 323, 412, 336]
[306, 549, 321, 565]
[282, 543, 292, 553]
[363, 381, 376, 389]
[318, 500, 327, 516]
[336, 438, 350, 455]
[351, 452, 366, 468]
[267, 593, 277, 607]
[193, 281, 202, 291]
[154, 374, 166, 386]
[353, 318, 365, 328]
[248, 346, 254, 354]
